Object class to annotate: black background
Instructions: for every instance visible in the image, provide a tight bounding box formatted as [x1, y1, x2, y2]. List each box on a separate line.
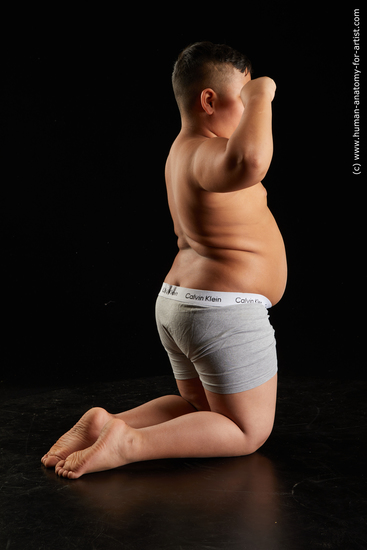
[2, 5, 364, 386]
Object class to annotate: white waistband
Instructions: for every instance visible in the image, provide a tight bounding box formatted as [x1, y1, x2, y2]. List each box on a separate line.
[159, 283, 272, 309]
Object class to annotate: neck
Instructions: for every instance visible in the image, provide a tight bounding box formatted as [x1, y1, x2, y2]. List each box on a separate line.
[180, 117, 217, 138]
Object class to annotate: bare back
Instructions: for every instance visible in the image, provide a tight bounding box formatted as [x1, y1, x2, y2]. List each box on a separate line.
[164, 133, 287, 306]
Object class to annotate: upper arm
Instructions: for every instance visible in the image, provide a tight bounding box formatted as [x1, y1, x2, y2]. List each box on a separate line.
[191, 137, 266, 193]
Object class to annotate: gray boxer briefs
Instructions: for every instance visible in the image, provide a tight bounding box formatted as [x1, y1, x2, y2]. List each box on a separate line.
[155, 284, 278, 394]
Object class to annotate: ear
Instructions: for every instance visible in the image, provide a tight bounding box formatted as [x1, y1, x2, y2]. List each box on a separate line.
[200, 88, 216, 115]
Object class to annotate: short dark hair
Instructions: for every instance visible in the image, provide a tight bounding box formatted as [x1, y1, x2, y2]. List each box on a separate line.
[172, 41, 252, 114]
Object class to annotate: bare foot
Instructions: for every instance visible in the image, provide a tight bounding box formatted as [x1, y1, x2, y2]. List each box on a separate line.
[55, 418, 136, 479]
[41, 407, 112, 468]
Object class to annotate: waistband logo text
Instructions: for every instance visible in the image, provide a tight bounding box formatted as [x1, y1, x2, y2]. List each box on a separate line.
[235, 297, 262, 305]
[185, 293, 222, 303]
[162, 286, 178, 296]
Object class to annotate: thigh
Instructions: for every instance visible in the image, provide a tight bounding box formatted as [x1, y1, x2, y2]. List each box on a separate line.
[156, 297, 198, 381]
[204, 373, 278, 448]
[190, 304, 278, 395]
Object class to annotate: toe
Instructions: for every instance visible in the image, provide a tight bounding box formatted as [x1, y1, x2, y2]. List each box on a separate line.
[55, 460, 65, 475]
[43, 454, 63, 468]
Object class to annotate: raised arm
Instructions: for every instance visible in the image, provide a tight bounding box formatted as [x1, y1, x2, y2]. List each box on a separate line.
[192, 77, 276, 193]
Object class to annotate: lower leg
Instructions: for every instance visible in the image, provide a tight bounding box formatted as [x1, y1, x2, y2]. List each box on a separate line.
[42, 395, 197, 468]
[114, 395, 198, 428]
[131, 410, 252, 462]
[55, 409, 253, 479]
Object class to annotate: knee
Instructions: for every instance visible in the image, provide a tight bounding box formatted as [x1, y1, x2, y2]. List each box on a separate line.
[244, 423, 274, 455]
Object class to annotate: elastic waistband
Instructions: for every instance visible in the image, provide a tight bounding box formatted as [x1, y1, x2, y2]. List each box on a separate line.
[158, 283, 272, 309]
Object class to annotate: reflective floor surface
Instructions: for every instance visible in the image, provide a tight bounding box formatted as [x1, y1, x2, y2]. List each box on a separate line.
[1, 375, 366, 549]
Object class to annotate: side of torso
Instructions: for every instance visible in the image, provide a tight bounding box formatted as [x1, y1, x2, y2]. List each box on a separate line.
[164, 136, 287, 305]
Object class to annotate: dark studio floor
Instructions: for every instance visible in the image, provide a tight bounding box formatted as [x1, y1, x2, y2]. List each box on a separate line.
[1, 374, 366, 550]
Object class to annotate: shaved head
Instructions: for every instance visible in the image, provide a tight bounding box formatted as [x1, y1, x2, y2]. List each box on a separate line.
[172, 42, 252, 115]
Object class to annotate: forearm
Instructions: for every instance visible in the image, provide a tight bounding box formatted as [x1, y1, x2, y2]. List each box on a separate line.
[227, 94, 273, 174]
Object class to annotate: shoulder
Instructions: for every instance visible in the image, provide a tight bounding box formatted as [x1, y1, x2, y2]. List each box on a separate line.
[166, 134, 209, 182]
[170, 133, 209, 161]
[178, 133, 228, 163]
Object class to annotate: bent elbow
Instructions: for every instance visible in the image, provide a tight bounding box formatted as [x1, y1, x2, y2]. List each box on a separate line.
[231, 155, 270, 190]
[247, 148, 273, 180]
